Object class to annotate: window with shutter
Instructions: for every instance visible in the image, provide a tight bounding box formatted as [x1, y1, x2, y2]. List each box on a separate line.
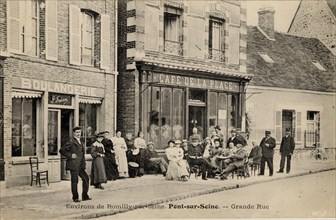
[81, 12, 94, 66]
[100, 14, 111, 70]
[46, 0, 58, 61]
[275, 110, 282, 141]
[69, 5, 81, 65]
[7, 0, 21, 53]
[208, 18, 225, 62]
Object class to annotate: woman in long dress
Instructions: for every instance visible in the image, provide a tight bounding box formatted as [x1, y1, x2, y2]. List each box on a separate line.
[112, 131, 129, 178]
[90, 132, 107, 189]
[165, 139, 189, 181]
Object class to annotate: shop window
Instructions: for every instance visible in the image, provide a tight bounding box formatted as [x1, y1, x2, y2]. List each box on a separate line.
[209, 18, 225, 62]
[208, 92, 228, 141]
[146, 87, 185, 149]
[79, 104, 97, 154]
[8, 0, 39, 56]
[164, 6, 182, 55]
[228, 94, 239, 131]
[12, 98, 37, 157]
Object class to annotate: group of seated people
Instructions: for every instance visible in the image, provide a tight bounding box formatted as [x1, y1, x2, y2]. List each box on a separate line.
[89, 126, 263, 189]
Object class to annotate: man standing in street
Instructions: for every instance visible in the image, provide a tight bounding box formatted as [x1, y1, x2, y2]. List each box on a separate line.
[258, 130, 276, 177]
[277, 128, 295, 174]
[59, 126, 91, 203]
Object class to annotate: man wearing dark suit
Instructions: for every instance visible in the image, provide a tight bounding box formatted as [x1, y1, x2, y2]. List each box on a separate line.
[277, 128, 295, 174]
[219, 143, 247, 180]
[59, 126, 91, 203]
[227, 129, 247, 148]
[258, 130, 276, 176]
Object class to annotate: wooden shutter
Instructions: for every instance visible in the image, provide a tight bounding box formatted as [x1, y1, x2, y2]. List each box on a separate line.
[100, 14, 111, 70]
[209, 20, 213, 51]
[296, 111, 302, 143]
[275, 110, 282, 141]
[69, 5, 80, 65]
[7, 0, 21, 53]
[46, 0, 58, 61]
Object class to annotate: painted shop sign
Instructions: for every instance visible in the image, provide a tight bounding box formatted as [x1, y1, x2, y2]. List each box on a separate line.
[48, 93, 72, 105]
[148, 73, 240, 92]
[12, 77, 104, 97]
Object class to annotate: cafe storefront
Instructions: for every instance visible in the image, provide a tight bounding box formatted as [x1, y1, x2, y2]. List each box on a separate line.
[139, 68, 250, 150]
[9, 77, 105, 185]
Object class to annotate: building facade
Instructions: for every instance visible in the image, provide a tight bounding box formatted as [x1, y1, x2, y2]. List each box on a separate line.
[118, 0, 252, 150]
[0, 0, 117, 187]
[246, 8, 336, 159]
[288, 0, 336, 55]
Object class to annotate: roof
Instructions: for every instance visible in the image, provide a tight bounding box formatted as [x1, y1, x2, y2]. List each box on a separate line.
[247, 26, 336, 92]
[326, 0, 336, 17]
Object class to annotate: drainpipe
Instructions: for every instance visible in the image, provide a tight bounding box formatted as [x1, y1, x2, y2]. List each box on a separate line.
[114, 0, 118, 133]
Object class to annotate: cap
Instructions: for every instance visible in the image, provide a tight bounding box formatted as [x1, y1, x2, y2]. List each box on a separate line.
[168, 139, 175, 145]
[182, 139, 188, 143]
[72, 126, 81, 132]
[230, 129, 237, 133]
[285, 128, 291, 132]
[175, 140, 182, 144]
[147, 142, 155, 146]
[95, 131, 105, 137]
[204, 137, 211, 141]
[214, 125, 221, 130]
[265, 130, 271, 134]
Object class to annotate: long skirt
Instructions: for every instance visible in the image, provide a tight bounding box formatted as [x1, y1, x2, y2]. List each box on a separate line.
[165, 160, 189, 181]
[103, 154, 119, 180]
[91, 157, 107, 185]
[115, 150, 129, 177]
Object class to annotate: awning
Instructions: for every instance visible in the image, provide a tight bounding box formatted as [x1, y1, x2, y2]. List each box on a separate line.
[79, 97, 102, 104]
[12, 90, 42, 99]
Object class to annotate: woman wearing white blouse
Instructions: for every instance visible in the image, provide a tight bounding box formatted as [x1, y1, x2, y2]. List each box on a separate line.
[165, 140, 189, 181]
[111, 131, 129, 178]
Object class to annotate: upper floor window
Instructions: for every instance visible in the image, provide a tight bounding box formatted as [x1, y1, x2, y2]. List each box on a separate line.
[69, 5, 111, 70]
[164, 6, 182, 55]
[81, 12, 94, 66]
[209, 18, 225, 62]
[8, 0, 39, 56]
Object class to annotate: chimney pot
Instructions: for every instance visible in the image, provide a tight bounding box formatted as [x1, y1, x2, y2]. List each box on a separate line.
[258, 7, 275, 40]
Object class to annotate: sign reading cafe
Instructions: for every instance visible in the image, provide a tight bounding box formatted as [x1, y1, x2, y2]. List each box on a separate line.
[12, 77, 104, 97]
[147, 73, 240, 92]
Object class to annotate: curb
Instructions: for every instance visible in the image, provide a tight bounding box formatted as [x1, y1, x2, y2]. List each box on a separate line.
[64, 167, 336, 219]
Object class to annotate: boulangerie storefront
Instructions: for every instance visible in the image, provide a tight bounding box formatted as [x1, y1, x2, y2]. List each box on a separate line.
[10, 77, 105, 184]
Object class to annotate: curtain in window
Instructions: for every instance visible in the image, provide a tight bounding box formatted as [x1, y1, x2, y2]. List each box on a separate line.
[164, 14, 179, 42]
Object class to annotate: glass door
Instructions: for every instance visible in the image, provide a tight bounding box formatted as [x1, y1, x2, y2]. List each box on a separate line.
[188, 106, 206, 140]
[48, 109, 61, 182]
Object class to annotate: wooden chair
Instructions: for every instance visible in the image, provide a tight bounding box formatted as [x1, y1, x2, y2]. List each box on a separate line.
[250, 164, 260, 176]
[188, 164, 201, 179]
[128, 162, 139, 178]
[29, 157, 49, 187]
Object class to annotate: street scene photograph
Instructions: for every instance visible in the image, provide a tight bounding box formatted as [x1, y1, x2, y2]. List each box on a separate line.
[0, 0, 335, 219]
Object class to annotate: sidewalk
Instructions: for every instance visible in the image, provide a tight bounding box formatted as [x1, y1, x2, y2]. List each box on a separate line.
[0, 160, 335, 219]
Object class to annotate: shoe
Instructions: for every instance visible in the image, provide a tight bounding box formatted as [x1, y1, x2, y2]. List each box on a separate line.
[73, 199, 81, 203]
[220, 176, 227, 180]
[163, 171, 167, 177]
[286, 171, 290, 174]
[202, 176, 208, 180]
[257, 173, 264, 176]
[269, 174, 273, 177]
[276, 170, 284, 173]
[82, 197, 92, 201]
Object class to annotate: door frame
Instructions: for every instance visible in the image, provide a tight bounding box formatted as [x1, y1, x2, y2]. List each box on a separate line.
[188, 105, 207, 138]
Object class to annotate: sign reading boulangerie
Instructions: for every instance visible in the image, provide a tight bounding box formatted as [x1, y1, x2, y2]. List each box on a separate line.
[12, 77, 104, 97]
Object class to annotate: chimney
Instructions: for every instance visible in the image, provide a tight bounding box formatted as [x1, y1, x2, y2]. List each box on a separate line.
[257, 7, 275, 40]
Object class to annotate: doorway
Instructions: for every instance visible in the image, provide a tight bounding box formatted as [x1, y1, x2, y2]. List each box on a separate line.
[48, 109, 73, 182]
[188, 106, 206, 139]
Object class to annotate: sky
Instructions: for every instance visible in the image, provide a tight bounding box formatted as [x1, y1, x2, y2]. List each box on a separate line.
[246, 0, 301, 32]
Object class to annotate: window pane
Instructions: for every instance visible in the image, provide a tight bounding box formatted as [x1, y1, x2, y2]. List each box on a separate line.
[208, 92, 217, 137]
[79, 104, 97, 154]
[173, 89, 184, 140]
[218, 93, 227, 142]
[228, 94, 238, 131]
[160, 88, 172, 147]
[149, 87, 160, 147]
[12, 98, 36, 157]
[48, 111, 58, 156]
[212, 22, 221, 50]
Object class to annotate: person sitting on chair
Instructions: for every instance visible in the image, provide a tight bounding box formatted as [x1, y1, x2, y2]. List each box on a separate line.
[248, 141, 262, 167]
[165, 139, 189, 181]
[144, 142, 168, 176]
[188, 137, 214, 180]
[219, 143, 247, 180]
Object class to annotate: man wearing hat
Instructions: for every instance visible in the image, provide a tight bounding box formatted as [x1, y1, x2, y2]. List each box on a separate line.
[144, 142, 168, 176]
[227, 128, 247, 148]
[277, 128, 295, 174]
[258, 130, 276, 176]
[214, 126, 225, 146]
[59, 126, 91, 202]
[188, 137, 214, 180]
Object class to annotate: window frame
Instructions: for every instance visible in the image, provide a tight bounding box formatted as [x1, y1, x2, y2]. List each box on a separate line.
[208, 17, 225, 62]
[80, 11, 95, 66]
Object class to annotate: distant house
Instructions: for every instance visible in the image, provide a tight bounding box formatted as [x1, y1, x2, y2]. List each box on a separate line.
[288, 0, 336, 55]
[246, 8, 335, 158]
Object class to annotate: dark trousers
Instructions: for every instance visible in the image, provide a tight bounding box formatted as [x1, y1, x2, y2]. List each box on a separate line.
[70, 168, 90, 200]
[189, 158, 212, 178]
[260, 156, 273, 175]
[279, 155, 292, 172]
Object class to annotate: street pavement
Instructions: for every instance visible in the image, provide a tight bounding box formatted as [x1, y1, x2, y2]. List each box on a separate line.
[0, 160, 335, 219]
[110, 170, 336, 219]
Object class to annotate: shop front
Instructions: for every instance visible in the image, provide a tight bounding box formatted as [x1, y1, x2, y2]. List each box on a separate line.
[140, 71, 247, 150]
[9, 77, 104, 184]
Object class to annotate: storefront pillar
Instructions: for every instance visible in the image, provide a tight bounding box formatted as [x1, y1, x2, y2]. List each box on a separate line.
[43, 91, 49, 167]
